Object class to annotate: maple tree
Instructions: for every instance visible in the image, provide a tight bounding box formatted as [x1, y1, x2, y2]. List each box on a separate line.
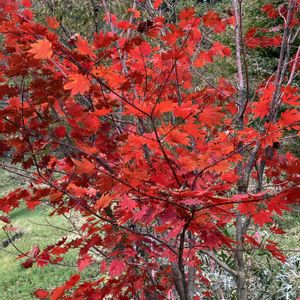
[0, 0, 299, 299]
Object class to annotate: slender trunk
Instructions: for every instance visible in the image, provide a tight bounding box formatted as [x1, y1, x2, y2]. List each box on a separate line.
[187, 266, 195, 299]
[171, 263, 188, 300]
[232, 0, 248, 298]
[232, 0, 248, 125]
[172, 218, 195, 300]
[235, 214, 247, 300]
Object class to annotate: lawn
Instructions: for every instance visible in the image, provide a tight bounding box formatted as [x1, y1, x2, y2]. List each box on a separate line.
[0, 169, 99, 299]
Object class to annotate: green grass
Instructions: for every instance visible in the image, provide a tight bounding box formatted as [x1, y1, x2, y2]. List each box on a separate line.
[0, 206, 77, 299]
[0, 169, 99, 299]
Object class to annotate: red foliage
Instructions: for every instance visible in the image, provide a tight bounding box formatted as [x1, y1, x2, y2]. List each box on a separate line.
[0, 0, 299, 299]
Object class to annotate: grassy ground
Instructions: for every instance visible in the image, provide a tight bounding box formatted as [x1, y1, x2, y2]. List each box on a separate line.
[0, 169, 99, 299]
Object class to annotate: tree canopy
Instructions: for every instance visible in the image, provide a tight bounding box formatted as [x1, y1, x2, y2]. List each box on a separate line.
[0, 0, 299, 299]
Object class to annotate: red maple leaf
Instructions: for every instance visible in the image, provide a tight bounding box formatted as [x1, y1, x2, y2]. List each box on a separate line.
[252, 210, 273, 227]
[203, 11, 220, 27]
[0, 215, 11, 224]
[34, 289, 49, 299]
[153, 0, 163, 9]
[46, 16, 60, 29]
[279, 109, 300, 128]
[179, 8, 195, 20]
[22, 0, 32, 7]
[25, 199, 40, 210]
[117, 21, 133, 30]
[53, 126, 67, 138]
[198, 106, 224, 126]
[78, 254, 92, 271]
[75, 35, 96, 58]
[267, 197, 290, 216]
[262, 4, 279, 19]
[81, 113, 100, 133]
[210, 42, 231, 57]
[64, 274, 81, 289]
[64, 73, 90, 95]
[73, 158, 96, 175]
[94, 193, 113, 210]
[270, 226, 285, 234]
[28, 39, 53, 59]
[109, 260, 127, 277]
[50, 286, 65, 300]
[127, 8, 141, 18]
[266, 241, 286, 262]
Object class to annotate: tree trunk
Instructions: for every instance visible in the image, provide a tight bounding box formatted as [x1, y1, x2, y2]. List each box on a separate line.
[171, 263, 194, 300]
[232, 0, 249, 298]
[235, 214, 248, 300]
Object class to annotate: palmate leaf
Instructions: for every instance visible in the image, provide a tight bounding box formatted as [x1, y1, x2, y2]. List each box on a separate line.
[64, 73, 90, 95]
[73, 158, 96, 175]
[94, 193, 113, 210]
[252, 210, 273, 227]
[75, 35, 96, 58]
[77, 254, 92, 271]
[28, 38, 53, 59]
[34, 289, 49, 299]
[45, 16, 60, 29]
[109, 260, 127, 277]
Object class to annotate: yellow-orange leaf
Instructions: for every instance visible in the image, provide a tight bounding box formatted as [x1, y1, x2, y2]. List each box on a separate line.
[73, 158, 95, 175]
[46, 16, 60, 29]
[64, 73, 90, 95]
[75, 35, 96, 58]
[199, 106, 224, 126]
[94, 193, 113, 210]
[28, 38, 53, 59]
